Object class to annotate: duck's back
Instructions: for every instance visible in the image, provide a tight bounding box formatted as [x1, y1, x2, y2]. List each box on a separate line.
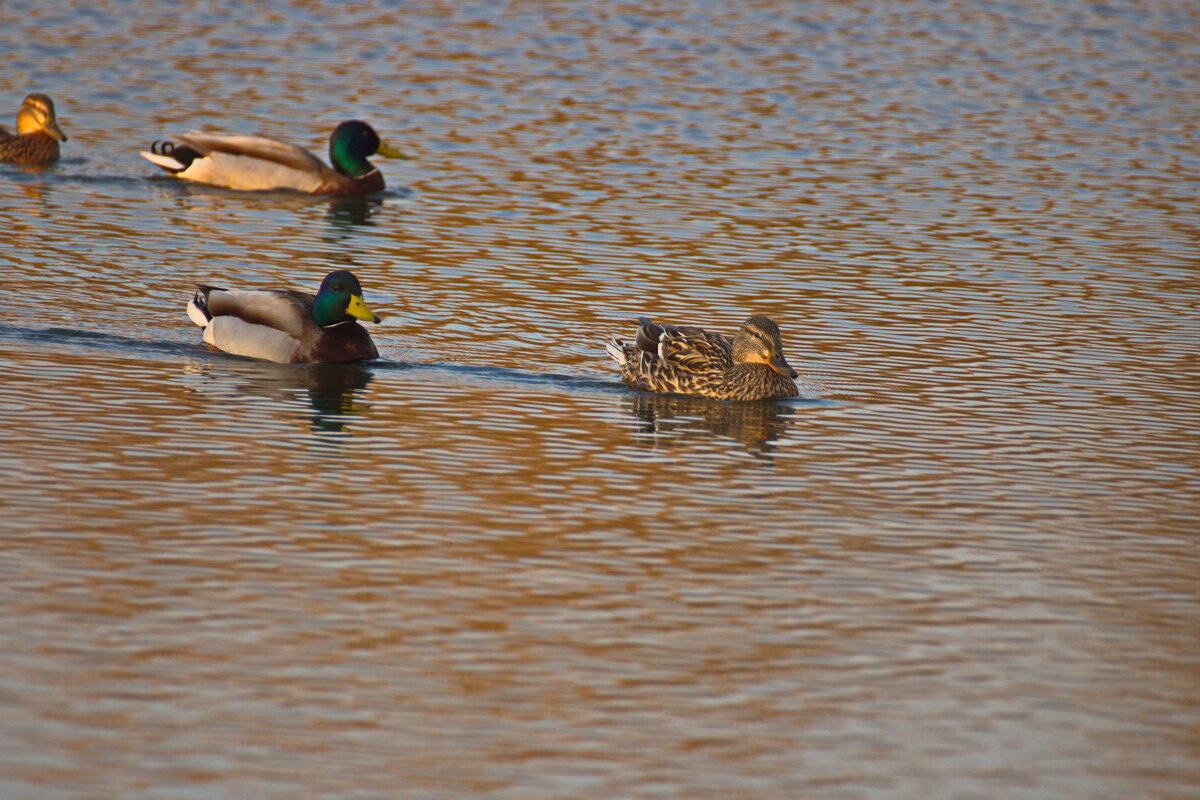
[196, 287, 310, 362]
[616, 319, 732, 396]
[142, 132, 333, 193]
[650, 322, 734, 374]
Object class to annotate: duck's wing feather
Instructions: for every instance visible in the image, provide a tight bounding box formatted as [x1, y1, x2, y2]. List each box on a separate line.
[175, 131, 328, 174]
[639, 319, 733, 374]
[150, 132, 333, 192]
[202, 287, 313, 340]
[196, 287, 316, 363]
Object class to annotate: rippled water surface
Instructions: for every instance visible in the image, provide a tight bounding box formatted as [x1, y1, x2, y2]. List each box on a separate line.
[2, 1, 1198, 797]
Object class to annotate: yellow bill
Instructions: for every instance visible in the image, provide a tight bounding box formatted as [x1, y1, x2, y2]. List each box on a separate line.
[346, 293, 381, 323]
[376, 141, 407, 160]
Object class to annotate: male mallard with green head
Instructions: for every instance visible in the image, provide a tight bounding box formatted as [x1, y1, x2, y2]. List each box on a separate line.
[606, 316, 800, 401]
[0, 93, 68, 165]
[142, 120, 405, 195]
[187, 270, 383, 363]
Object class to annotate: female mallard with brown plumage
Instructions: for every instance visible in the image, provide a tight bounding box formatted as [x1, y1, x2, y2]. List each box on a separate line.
[187, 270, 383, 363]
[606, 316, 800, 401]
[141, 119, 405, 195]
[0, 93, 68, 165]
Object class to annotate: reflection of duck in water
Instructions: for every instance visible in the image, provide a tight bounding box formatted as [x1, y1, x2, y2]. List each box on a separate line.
[327, 195, 384, 228]
[624, 392, 797, 456]
[141, 120, 405, 195]
[301, 362, 375, 433]
[0, 93, 68, 165]
[182, 360, 375, 436]
[607, 316, 799, 401]
[187, 270, 383, 363]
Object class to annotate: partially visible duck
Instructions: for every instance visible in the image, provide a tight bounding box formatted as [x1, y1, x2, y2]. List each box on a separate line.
[0, 93, 68, 165]
[187, 270, 383, 363]
[142, 119, 405, 195]
[606, 316, 799, 401]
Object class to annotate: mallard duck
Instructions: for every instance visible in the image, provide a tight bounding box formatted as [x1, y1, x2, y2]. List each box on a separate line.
[606, 315, 800, 401]
[187, 270, 383, 363]
[0, 93, 68, 165]
[141, 120, 405, 195]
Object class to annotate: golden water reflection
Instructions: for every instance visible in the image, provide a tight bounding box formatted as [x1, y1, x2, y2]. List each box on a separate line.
[1, 0, 1197, 798]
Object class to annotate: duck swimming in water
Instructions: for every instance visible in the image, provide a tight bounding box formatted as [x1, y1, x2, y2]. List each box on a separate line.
[606, 316, 799, 401]
[142, 119, 405, 195]
[187, 270, 383, 363]
[0, 93, 68, 165]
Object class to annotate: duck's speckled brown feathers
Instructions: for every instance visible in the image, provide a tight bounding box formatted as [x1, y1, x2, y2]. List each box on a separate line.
[607, 316, 800, 401]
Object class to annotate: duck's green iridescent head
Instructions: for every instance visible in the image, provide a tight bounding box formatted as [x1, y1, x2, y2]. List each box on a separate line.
[328, 120, 405, 178]
[311, 269, 382, 327]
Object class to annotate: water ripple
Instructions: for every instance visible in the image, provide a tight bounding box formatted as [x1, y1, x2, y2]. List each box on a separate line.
[1, 1, 1198, 798]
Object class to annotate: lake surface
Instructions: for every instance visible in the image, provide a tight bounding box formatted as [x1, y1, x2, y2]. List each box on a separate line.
[2, 1, 1198, 797]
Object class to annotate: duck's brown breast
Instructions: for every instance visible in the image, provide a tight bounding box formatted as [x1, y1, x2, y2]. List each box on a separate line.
[301, 322, 379, 363]
[0, 131, 60, 165]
